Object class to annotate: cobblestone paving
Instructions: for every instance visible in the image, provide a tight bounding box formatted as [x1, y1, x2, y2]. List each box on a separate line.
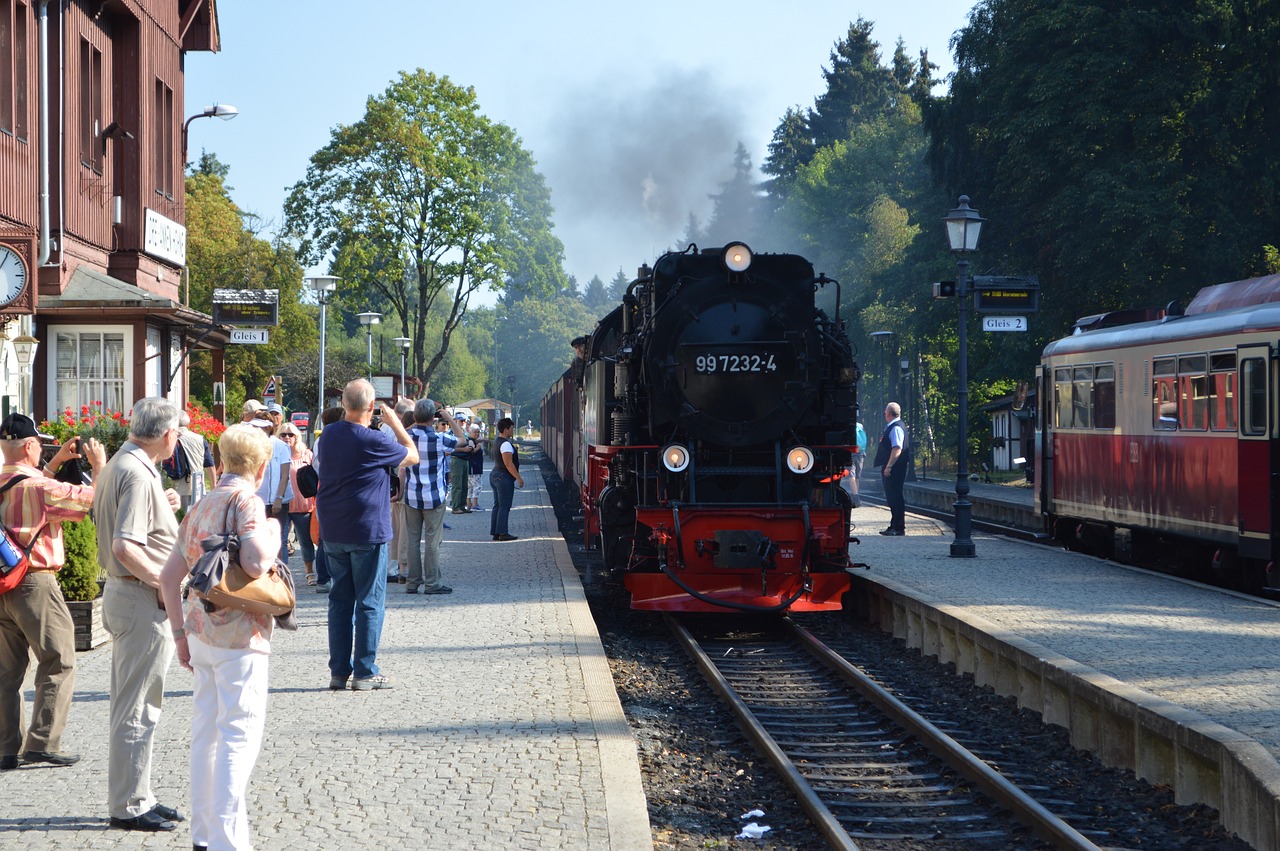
[850, 501, 1280, 759]
[1, 455, 649, 850]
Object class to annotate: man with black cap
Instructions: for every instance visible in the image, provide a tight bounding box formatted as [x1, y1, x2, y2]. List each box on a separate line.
[0, 414, 105, 772]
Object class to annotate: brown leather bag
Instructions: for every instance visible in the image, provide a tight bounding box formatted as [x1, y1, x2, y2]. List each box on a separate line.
[190, 499, 296, 617]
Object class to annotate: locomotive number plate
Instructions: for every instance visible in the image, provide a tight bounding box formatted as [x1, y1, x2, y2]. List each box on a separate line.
[693, 353, 778, 374]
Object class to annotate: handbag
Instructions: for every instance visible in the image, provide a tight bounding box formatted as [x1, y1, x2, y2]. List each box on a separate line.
[188, 498, 296, 617]
[295, 463, 319, 499]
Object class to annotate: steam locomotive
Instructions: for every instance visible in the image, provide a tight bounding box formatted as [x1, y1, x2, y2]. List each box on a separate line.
[542, 243, 861, 612]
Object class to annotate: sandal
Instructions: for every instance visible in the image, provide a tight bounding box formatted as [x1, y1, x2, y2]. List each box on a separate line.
[306, 573, 317, 586]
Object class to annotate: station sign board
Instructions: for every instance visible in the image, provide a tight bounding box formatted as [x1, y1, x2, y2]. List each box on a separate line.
[212, 289, 279, 327]
[143, 209, 187, 265]
[982, 316, 1028, 332]
[972, 275, 1039, 314]
[230, 329, 269, 345]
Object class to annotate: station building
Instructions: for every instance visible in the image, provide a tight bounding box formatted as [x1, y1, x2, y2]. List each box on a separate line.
[0, 0, 229, 422]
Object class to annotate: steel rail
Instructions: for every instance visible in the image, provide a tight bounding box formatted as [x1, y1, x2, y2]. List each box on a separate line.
[784, 618, 1099, 851]
[664, 615, 860, 851]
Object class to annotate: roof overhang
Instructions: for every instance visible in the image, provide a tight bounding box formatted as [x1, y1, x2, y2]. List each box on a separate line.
[38, 266, 232, 349]
[179, 0, 221, 53]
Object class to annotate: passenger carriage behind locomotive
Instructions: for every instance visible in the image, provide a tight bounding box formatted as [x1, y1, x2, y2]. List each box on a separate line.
[1036, 275, 1280, 589]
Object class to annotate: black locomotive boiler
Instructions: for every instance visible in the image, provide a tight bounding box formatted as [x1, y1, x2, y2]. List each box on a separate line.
[568, 242, 861, 612]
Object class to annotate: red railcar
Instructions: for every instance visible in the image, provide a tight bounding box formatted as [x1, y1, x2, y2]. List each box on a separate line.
[1035, 275, 1280, 589]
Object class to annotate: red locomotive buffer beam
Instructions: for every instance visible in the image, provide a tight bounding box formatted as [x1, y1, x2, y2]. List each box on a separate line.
[624, 506, 852, 613]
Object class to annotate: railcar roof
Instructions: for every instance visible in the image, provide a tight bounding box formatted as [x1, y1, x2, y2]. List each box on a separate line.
[1042, 300, 1280, 358]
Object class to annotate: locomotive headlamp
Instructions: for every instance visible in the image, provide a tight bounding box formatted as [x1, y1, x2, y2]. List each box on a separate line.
[661, 444, 691, 473]
[786, 446, 815, 475]
[722, 242, 752, 273]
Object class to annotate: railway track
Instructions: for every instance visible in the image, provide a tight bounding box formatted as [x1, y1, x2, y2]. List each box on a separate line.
[668, 615, 1100, 850]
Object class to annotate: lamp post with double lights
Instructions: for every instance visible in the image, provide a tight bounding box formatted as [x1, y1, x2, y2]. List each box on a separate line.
[357, 312, 381, 381]
[182, 103, 239, 166]
[943, 195, 985, 558]
[307, 275, 339, 447]
[393, 337, 411, 397]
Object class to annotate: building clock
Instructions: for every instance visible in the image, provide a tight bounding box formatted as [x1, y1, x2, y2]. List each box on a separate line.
[0, 245, 27, 308]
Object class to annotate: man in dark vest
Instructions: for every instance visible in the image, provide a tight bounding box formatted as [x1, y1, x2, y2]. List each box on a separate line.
[874, 402, 911, 535]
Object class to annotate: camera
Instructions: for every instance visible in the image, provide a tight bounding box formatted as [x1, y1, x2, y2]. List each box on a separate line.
[370, 413, 382, 431]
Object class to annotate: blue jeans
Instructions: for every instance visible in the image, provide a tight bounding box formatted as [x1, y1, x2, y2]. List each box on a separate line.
[288, 512, 316, 564]
[490, 472, 516, 536]
[315, 543, 330, 584]
[323, 541, 388, 680]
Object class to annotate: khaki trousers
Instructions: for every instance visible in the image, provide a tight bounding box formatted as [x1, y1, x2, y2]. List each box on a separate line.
[0, 571, 76, 756]
[103, 579, 175, 819]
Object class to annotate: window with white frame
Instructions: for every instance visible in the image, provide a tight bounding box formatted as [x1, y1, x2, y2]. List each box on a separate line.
[50, 326, 131, 415]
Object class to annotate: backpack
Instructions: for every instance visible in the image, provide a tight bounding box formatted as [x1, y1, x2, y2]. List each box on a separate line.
[162, 438, 192, 482]
[0, 476, 45, 596]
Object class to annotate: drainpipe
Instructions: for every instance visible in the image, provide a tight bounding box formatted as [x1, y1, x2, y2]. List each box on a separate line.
[36, 0, 52, 266]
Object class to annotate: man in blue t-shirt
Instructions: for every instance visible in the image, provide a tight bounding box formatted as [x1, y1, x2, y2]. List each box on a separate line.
[314, 380, 419, 691]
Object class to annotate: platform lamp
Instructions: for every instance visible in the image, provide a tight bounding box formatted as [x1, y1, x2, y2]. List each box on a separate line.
[10, 333, 38, 415]
[393, 337, 411, 398]
[869, 330, 896, 418]
[182, 103, 239, 166]
[357, 312, 381, 381]
[943, 195, 985, 558]
[307, 275, 339, 447]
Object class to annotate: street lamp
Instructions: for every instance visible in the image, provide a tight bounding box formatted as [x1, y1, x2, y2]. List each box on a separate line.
[10, 333, 38, 415]
[181, 103, 239, 166]
[869, 330, 896, 417]
[307, 275, 339, 446]
[357, 312, 381, 381]
[393, 337, 411, 397]
[943, 195, 985, 558]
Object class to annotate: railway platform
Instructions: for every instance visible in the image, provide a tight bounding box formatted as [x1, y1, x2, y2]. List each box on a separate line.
[846, 501, 1280, 850]
[1, 446, 652, 851]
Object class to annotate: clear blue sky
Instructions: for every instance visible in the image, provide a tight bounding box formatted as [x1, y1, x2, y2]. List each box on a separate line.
[186, 1, 976, 289]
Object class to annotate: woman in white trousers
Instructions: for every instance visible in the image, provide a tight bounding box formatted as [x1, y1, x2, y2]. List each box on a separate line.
[160, 424, 281, 851]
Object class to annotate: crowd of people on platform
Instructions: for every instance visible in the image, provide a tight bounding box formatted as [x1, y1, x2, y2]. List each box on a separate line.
[0, 383, 525, 850]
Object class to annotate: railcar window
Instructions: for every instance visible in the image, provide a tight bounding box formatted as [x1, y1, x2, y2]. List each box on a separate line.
[1152, 357, 1177, 430]
[1072, 366, 1093, 428]
[1241, 358, 1267, 436]
[1094, 364, 1115, 429]
[1178, 354, 1208, 431]
[1054, 368, 1072, 428]
[1209, 352, 1237, 431]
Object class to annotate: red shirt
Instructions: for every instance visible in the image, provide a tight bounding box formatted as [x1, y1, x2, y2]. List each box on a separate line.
[0, 463, 96, 571]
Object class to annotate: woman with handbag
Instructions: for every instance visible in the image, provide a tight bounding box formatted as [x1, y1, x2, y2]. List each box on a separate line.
[277, 423, 317, 585]
[158, 424, 281, 851]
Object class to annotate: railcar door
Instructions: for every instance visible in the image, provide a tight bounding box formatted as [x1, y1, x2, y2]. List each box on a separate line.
[1034, 364, 1053, 518]
[1236, 344, 1276, 566]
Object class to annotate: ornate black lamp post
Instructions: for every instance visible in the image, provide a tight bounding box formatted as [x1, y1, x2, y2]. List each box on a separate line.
[943, 195, 985, 558]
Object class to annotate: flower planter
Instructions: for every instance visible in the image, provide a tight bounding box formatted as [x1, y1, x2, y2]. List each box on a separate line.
[67, 598, 109, 651]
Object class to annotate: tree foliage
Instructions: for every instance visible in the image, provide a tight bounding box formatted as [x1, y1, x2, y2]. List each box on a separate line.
[284, 70, 565, 391]
[185, 167, 313, 415]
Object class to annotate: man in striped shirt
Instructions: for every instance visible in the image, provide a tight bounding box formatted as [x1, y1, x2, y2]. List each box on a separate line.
[401, 399, 466, 595]
[0, 414, 106, 771]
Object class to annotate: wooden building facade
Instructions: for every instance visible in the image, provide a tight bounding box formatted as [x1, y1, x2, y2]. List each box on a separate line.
[0, 0, 227, 422]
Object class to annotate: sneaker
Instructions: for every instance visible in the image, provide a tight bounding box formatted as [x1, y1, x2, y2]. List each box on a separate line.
[443, 522, 452, 530]
[21, 750, 80, 767]
[879, 528, 904, 536]
[471, 506, 484, 511]
[423, 586, 453, 595]
[315, 582, 330, 593]
[351, 674, 395, 691]
[495, 534, 519, 542]
[329, 675, 350, 690]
